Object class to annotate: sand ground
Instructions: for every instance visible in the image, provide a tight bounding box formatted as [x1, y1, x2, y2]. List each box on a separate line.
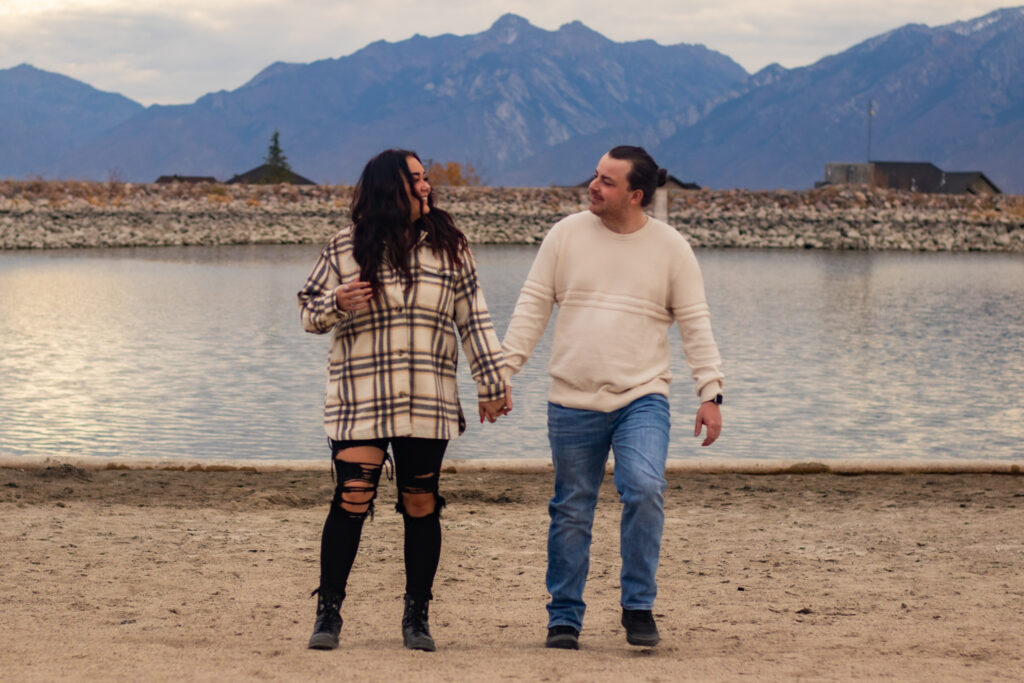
[1, 463, 1022, 681]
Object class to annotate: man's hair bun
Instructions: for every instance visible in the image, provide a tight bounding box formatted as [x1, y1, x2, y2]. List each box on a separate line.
[656, 168, 668, 187]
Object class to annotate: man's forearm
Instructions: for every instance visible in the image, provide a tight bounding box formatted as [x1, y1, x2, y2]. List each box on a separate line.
[501, 279, 555, 375]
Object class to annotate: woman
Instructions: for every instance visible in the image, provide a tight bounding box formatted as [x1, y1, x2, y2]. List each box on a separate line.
[297, 149, 510, 652]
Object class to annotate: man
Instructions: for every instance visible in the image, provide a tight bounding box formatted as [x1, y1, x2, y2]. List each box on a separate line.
[501, 146, 724, 650]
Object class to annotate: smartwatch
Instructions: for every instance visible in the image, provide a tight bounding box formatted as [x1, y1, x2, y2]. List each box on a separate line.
[711, 393, 723, 405]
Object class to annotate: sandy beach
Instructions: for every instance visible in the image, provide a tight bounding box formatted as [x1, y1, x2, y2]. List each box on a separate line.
[1, 461, 1021, 681]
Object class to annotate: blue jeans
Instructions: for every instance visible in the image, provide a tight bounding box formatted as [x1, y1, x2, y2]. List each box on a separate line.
[545, 394, 670, 630]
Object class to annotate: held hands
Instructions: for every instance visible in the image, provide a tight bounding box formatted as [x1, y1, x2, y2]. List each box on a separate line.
[479, 385, 513, 423]
[694, 400, 722, 447]
[335, 281, 373, 311]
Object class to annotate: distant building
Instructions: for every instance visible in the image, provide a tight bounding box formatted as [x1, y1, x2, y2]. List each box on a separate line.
[821, 162, 1001, 195]
[227, 164, 315, 185]
[155, 175, 219, 184]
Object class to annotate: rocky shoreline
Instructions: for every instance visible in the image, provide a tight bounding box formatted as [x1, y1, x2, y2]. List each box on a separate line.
[2, 180, 1022, 252]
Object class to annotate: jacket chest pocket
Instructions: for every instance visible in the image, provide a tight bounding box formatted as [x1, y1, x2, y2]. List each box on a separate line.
[412, 264, 456, 316]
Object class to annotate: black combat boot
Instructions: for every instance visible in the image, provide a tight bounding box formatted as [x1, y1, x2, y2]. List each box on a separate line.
[401, 594, 436, 651]
[307, 589, 343, 650]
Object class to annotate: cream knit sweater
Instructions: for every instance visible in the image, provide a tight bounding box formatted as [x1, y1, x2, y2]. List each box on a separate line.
[501, 210, 724, 412]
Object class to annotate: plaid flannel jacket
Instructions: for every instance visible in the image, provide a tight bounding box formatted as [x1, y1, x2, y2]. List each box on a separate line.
[298, 226, 507, 441]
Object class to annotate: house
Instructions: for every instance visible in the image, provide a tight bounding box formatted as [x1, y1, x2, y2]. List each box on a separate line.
[226, 164, 315, 185]
[821, 162, 1001, 195]
[155, 175, 219, 184]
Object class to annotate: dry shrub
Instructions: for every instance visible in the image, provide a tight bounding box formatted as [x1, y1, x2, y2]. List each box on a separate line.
[424, 160, 482, 186]
[1002, 195, 1024, 220]
[281, 185, 301, 203]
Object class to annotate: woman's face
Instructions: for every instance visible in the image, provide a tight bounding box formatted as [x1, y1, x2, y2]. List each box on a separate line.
[405, 156, 431, 222]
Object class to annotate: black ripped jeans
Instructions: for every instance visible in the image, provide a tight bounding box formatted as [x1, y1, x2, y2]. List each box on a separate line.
[318, 437, 448, 602]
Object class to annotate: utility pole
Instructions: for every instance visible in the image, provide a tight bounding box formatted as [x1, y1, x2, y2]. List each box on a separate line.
[866, 99, 875, 162]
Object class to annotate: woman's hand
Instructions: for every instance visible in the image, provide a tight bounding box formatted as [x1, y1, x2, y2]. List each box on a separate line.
[334, 281, 373, 311]
[479, 386, 513, 423]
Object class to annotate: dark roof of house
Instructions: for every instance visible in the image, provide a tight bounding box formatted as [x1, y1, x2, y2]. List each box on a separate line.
[870, 161, 942, 172]
[226, 164, 315, 185]
[869, 162, 946, 192]
[941, 172, 1001, 195]
[869, 163, 1002, 194]
[665, 174, 701, 191]
[155, 175, 219, 184]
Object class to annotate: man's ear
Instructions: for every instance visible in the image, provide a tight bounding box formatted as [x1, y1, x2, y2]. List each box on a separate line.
[629, 188, 644, 206]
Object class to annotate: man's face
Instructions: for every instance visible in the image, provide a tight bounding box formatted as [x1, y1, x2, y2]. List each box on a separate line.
[588, 154, 640, 220]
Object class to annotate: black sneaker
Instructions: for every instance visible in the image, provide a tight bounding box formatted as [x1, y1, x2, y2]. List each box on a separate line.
[621, 608, 660, 646]
[545, 625, 580, 650]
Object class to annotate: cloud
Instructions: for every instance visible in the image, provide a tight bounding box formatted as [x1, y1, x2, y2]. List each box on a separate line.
[0, 0, 1013, 104]
[1, 1, 374, 103]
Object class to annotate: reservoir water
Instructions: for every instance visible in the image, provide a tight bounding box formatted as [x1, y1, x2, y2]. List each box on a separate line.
[1, 244, 1022, 463]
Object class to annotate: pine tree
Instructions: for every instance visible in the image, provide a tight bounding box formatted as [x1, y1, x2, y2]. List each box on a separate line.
[264, 130, 291, 182]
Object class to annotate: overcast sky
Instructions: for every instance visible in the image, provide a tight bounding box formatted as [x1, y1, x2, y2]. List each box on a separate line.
[1, 0, 1016, 105]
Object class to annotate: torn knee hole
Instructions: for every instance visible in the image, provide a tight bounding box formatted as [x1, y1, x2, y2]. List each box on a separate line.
[333, 460, 384, 485]
[400, 472, 437, 496]
[339, 503, 372, 515]
[339, 490, 374, 508]
[396, 491, 446, 517]
[401, 491, 434, 504]
[332, 478, 380, 518]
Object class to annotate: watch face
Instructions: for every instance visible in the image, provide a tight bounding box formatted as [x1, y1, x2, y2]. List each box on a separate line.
[714, 394, 723, 405]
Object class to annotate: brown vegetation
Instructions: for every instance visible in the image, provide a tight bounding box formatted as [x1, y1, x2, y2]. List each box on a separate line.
[424, 160, 483, 186]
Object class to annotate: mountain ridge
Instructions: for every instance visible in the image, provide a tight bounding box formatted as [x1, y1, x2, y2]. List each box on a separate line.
[657, 6, 1024, 192]
[40, 14, 749, 185]
[1, 9, 1021, 192]
[0, 63, 143, 178]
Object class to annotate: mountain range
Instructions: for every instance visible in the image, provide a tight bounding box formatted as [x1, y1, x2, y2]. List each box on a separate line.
[1, 8, 1022, 192]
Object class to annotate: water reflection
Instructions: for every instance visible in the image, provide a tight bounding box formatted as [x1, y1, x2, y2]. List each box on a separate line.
[1, 245, 1022, 463]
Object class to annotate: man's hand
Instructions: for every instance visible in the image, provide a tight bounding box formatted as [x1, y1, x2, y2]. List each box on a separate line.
[694, 400, 722, 446]
[479, 386, 513, 423]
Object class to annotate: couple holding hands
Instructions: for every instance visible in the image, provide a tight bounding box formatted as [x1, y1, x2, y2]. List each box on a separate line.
[297, 145, 724, 652]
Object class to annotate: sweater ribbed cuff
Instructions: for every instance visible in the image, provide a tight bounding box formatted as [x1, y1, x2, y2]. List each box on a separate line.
[698, 382, 723, 403]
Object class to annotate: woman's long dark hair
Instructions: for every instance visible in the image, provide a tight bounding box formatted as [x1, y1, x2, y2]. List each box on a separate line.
[350, 149, 468, 295]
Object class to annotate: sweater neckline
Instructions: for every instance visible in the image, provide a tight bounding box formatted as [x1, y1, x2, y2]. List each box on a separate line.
[592, 213, 652, 240]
